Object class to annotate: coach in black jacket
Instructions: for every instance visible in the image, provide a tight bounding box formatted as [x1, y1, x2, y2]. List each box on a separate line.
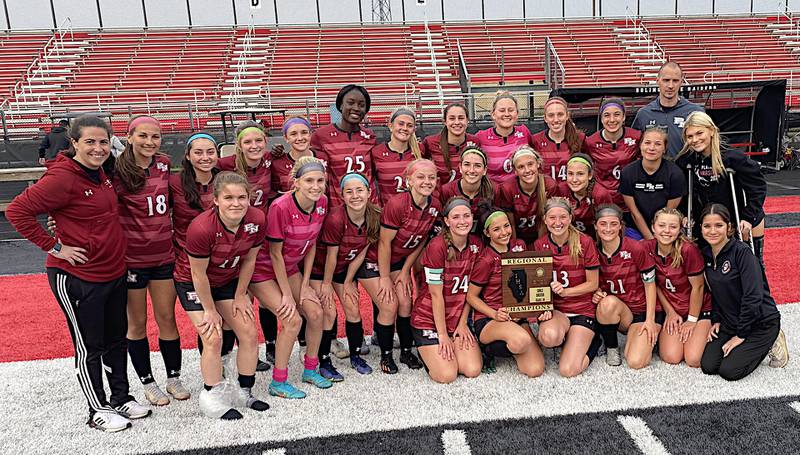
[699, 204, 781, 381]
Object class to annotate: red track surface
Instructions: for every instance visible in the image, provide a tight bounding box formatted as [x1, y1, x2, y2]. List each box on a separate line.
[763, 195, 800, 214]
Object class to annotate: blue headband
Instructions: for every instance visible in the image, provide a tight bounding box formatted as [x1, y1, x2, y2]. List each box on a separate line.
[294, 161, 326, 178]
[187, 133, 217, 146]
[340, 172, 369, 190]
[282, 117, 312, 135]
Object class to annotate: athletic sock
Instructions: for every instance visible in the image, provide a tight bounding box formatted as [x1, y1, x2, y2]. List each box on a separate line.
[238, 374, 256, 389]
[127, 337, 154, 385]
[376, 322, 395, 357]
[265, 341, 276, 356]
[372, 302, 379, 328]
[396, 316, 413, 350]
[299, 316, 308, 344]
[197, 335, 204, 354]
[587, 333, 603, 362]
[319, 324, 336, 361]
[303, 355, 319, 371]
[158, 338, 182, 379]
[272, 367, 288, 383]
[221, 329, 236, 356]
[259, 307, 277, 345]
[203, 384, 213, 391]
[346, 320, 364, 356]
[598, 323, 619, 349]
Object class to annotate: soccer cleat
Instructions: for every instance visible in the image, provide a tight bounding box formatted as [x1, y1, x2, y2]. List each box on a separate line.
[302, 368, 333, 389]
[332, 339, 350, 359]
[768, 329, 789, 368]
[350, 355, 373, 375]
[231, 386, 270, 412]
[115, 399, 152, 419]
[370, 332, 379, 347]
[358, 338, 371, 355]
[88, 410, 131, 433]
[268, 380, 306, 399]
[380, 356, 398, 375]
[482, 353, 496, 374]
[165, 378, 191, 401]
[606, 347, 622, 367]
[142, 381, 170, 406]
[319, 359, 345, 382]
[256, 359, 272, 372]
[399, 349, 423, 370]
[199, 384, 239, 419]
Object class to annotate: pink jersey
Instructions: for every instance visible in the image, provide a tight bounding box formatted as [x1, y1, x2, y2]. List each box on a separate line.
[582, 127, 641, 206]
[597, 236, 657, 314]
[420, 133, 479, 184]
[217, 154, 272, 214]
[494, 176, 558, 244]
[252, 192, 328, 282]
[366, 192, 441, 264]
[475, 125, 532, 184]
[169, 172, 216, 252]
[532, 232, 600, 318]
[555, 181, 615, 238]
[470, 239, 527, 321]
[311, 123, 376, 206]
[370, 142, 415, 206]
[311, 205, 370, 276]
[642, 239, 712, 318]
[531, 129, 586, 181]
[412, 234, 482, 332]
[113, 154, 174, 268]
[174, 206, 266, 287]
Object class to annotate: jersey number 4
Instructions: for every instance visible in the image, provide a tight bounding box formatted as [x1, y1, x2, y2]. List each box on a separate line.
[451, 275, 469, 294]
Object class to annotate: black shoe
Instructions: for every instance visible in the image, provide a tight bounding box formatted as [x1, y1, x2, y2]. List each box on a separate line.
[399, 349, 423, 370]
[298, 337, 307, 347]
[256, 359, 271, 372]
[380, 355, 398, 374]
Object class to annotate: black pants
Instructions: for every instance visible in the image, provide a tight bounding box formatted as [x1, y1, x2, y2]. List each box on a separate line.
[701, 317, 780, 381]
[47, 268, 132, 413]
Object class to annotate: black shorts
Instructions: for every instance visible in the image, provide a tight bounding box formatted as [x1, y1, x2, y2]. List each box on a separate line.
[126, 263, 174, 290]
[356, 257, 406, 280]
[473, 316, 528, 340]
[309, 270, 349, 285]
[175, 279, 239, 312]
[412, 328, 451, 346]
[568, 315, 596, 331]
[631, 311, 666, 325]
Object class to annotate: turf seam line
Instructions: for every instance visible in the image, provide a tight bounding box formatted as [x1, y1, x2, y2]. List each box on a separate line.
[261, 449, 286, 455]
[617, 415, 671, 455]
[441, 429, 472, 455]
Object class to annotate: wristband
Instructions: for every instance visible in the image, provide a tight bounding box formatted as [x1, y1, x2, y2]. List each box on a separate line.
[48, 242, 62, 255]
[686, 315, 698, 323]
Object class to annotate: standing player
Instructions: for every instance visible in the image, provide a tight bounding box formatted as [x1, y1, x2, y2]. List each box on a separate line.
[174, 172, 269, 420]
[475, 92, 533, 184]
[437, 146, 494, 233]
[494, 147, 557, 244]
[248, 156, 332, 399]
[556, 153, 614, 237]
[582, 98, 641, 206]
[619, 126, 686, 240]
[360, 159, 442, 374]
[371, 107, 422, 205]
[532, 97, 585, 182]
[412, 198, 483, 383]
[467, 208, 549, 376]
[311, 84, 377, 207]
[533, 198, 601, 378]
[7, 115, 150, 432]
[420, 103, 478, 184]
[114, 116, 187, 406]
[309, 173, 381, 378]
[645, 208, 712, 367]
[592, 205, 661, 369]
[271, 117, 314, 197]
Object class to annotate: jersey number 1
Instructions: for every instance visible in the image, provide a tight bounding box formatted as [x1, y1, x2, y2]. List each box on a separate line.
[146, 194, 167, 216]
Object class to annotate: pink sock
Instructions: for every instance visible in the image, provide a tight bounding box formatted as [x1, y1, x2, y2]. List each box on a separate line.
[272, 367, 288, 383]
[304, 355, 318, 370]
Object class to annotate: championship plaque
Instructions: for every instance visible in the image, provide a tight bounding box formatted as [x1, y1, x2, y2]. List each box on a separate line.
[500, 251, 554, 319]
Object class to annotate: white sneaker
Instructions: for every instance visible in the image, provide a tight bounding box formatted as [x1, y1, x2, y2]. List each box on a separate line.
[606, 347, 622, 367]
[359, 337, 371, 355]
[332, 339, 350, 359]
[199, 384, 241, 420]
[768, 329, 789, 368]
[142, 381, 170, 406]
[230, 386, 270, 412]
[114, 400, 152, 419]
[88, 410, 131, 433]
[165, 378, 191, 401]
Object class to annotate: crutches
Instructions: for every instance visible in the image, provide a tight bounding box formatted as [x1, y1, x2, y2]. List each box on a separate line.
[685, 163, 694, 240]
[727, 168, 755, 253]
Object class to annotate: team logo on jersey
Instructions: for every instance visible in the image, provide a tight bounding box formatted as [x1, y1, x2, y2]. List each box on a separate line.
[511, 244, 525, 253]
[620, 250, 632, 260]
[466, 141, 476, 147]
[514, 131, 524, 138]
[244, 223, 259, 234]
[263, 159, 272, 169]
[360, 131, 371, 139]
[330, 131, 338, 137]
[624, 137, 636, 146]
[674, 116, 686, 128]
[721, 260, 731, 274]
[157, 162, 169, 172]
[316, 207, 326, 216]
[292, 213, 300, 220]
[216, 232, 223, 238]
[84, 189, 93, 196]
[634, 182, 664, 192]
[470, 244, 479, 254]
[126, 271, 138, 283]
[429, 207, 439, 217]
[104, 179, 113, 187]
[382, 151, 389, 157]
[541, 141, 548, 147]
[186, 291, 200, 302]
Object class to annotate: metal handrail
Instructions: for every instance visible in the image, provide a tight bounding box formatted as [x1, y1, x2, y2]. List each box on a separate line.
[544, 36, 565, 89]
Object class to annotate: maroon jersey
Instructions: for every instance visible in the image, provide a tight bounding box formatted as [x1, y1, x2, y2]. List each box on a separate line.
[555, 181, 615, 237]
[113, 154, 174, 268]
[269, 152, 317, 197]
[370, 142, 415, 206]
[366, 192, 441, 264]
[470, 239, 527, 321]
[311, 205, 369, 276]
[438, 179, 494, 234]
[642, 239, 712, 317]
[420, 133, 479, 184]
[532, 232, 600, 317]
[582, 127, 641, 206]
[412, 234, 482, 332]
[597, 236, 657, 314]
[169, 173, 216, 251]
[531, 129, 586, 181]
[252, 192, 328, 282]
[174, 206, 266, 287]
[311, 123, 377, 206]
[494, 176, 558, 244]
[217, 154, 272, 214]
[475, 126, 532, 184]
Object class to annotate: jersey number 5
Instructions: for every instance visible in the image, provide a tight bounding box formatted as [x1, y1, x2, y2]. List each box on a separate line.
[345, 156, 366, 173]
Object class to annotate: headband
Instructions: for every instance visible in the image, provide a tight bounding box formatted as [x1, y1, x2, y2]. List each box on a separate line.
[390, 108, 416, 123]
[544, 198, 572, 215]
[405, 159, 437, 178]
[187, 133, 217, 146]
[461, 147, 486, 165]
[512, 147, 539, 164]
[128, 116, 160, 135]
[340, 172, 369, 190]
[543, 97, 568, 111]
[567, 155, 593, 170]
[237, 126, 265, 142]
[484, 211, 507, 230]
[595, 205, 624, 221]
[282, 117, 311, 135]
[443, 198, 471, 217]
[600, 102, 624, 114]
[294, 161, 326, 178]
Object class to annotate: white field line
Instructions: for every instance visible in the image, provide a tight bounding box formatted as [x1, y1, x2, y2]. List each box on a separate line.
[617, 415, 672, 455]
[441, 429, 472, 455]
